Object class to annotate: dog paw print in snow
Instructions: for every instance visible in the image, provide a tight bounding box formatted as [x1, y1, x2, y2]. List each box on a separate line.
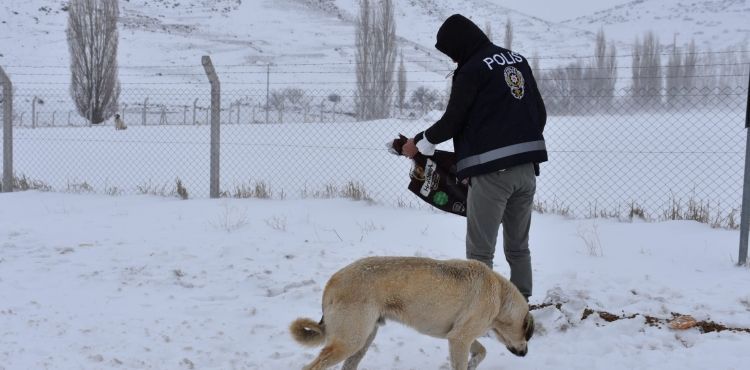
[740, 296, 750, 311]
[180, 358, 195, 369]
[532, 305, 573, 335]
[265, 279, 316, 297]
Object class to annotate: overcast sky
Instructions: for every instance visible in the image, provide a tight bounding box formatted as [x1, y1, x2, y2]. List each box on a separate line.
[497, 0, 635, 22]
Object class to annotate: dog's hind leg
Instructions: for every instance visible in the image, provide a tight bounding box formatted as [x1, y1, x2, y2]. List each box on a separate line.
[303, 308, 379, 370]
[467, 340, 486, 370]
[303, 340, 353, 370]
[303, 335, 374, 370]
[341, 325, 379, 370]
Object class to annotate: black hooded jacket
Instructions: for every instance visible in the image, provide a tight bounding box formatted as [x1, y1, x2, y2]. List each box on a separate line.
[415, 14, 548, 179]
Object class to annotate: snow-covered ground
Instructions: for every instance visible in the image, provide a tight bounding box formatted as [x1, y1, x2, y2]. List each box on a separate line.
[1, 191, 749, 369]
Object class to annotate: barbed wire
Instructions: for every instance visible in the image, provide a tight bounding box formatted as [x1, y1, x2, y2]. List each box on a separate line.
[540, 91, 746, 98]
[9, 136, 747, 156]
[13, 136, 390, 151]
[5, 62, 749, 78]
[3, 49, 748, 70]
[199, 49, 750, 65]
[9, 74, 748, 86]
[535, 62, 750, 72]
[538, 73, 750, 81]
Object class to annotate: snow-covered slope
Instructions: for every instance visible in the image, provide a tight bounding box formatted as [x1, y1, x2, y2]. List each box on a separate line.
[0, 0, 747, 86]
[562, 0, 750, 50]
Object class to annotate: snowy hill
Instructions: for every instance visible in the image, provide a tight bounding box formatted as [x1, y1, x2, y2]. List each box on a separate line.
[0, 0, 592, 88]
[562, 0, 750, 50]
[1, 0, 746, 87]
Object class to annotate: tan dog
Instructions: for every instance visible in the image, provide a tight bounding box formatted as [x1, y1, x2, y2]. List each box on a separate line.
[114, 114, 127, 130]
[290, 256, 534, 370]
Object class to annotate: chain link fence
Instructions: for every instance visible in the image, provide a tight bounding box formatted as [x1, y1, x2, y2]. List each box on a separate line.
[1, 60, 748, 226]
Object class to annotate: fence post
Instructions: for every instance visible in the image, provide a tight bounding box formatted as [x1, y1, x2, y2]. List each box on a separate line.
[158, 106, 167, 125]
[193, 98, 198, 125]
[142, 97, 149, 126]
[32, 96, 38, 129]
[266, 63, 270, 124]
[228, 102, 234, 124]
[0, 66, 12, 192]
[320, 99, 324, 123]
[740, 70, 750, 266]
[202, 55, 221, 199]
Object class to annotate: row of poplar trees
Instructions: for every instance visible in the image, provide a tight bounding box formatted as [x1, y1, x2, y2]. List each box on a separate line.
[68, 0, 746, 123]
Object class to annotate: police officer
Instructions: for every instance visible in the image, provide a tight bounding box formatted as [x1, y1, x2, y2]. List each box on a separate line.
[402, 14, 547, 300]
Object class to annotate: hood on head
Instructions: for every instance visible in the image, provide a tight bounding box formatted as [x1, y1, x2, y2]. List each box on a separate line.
[435, 14, 491, 66]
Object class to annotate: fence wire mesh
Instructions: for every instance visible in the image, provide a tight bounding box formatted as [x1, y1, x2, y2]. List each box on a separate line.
[1, 61, 748, 226]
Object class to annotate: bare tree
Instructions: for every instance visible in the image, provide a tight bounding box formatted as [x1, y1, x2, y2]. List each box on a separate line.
[269, 90, 285, 123]
[682, 39, 697, 92]
[590, 29, 617, 110]
[643, 32, 662, 108]
[665, 35, 683, 108]
[328, 93, 341, 117]
[504, 17, 513, 49]
[67, 0, 120, 125]
[561, 61, 586, 114]
[355, 0, 372, 120]
[595, 29, 607, 72]
[410, 86, 439, 116]
[282, 88, 305, 122]
[355, 0, 397, 121]
[715, 47, 749, 91]
[538, 57, 598, 115]
[373, 0, 397, 119]
[695, 48, 716, 93]
[283, 88, 305, 108]
[631, 36, 642, 98]
[397, 52, 407, 114]
[631, 31, 662, 109]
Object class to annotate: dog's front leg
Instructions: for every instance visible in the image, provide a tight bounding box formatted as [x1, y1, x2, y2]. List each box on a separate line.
[467, 340, 486, 370]
[448, 339, 472, 370]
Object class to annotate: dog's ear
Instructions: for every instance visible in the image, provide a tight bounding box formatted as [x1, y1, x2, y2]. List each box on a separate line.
[388, 134, 408, 156]
[524, 312, 534, 341]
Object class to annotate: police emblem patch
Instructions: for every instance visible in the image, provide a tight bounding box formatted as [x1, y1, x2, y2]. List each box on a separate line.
[504, 66, 525, 100]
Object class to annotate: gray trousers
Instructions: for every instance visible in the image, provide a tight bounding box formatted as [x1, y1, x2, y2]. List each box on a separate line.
[466, 162, 536, 298]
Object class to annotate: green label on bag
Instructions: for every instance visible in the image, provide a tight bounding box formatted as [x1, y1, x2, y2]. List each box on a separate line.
[433, 191, 449, 206]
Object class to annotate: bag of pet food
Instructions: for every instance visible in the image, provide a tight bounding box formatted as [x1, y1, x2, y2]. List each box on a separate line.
[390, 135, 468, 217]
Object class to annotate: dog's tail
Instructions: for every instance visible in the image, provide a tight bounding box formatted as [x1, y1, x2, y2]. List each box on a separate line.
[290, 317, 325, 347]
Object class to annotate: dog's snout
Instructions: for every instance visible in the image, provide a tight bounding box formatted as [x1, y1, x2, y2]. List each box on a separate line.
[507, 346, 527, 357]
